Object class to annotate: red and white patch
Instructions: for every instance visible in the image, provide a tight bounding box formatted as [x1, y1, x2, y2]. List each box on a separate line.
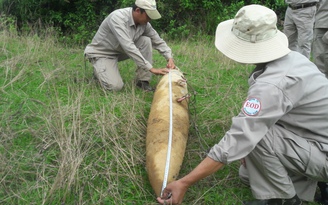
[242, 98, 261, 116]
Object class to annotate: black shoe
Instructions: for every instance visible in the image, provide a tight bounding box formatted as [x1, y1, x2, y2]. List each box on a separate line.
[316, 182, 328, 205]
[244, 195, 302, 205]
[136, 81, 154, 91]
[243, 200, 268, 205]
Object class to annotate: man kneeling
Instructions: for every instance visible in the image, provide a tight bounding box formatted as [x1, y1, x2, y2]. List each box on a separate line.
[84, 0, 175, 91]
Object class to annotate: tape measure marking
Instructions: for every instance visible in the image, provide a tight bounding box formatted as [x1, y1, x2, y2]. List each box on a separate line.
[160, 71, 173, 197]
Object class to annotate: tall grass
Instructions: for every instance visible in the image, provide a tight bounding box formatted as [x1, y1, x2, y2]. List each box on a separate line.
[0, 20, 320, 204]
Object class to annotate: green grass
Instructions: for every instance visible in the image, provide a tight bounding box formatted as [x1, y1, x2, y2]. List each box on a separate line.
[0, 25, 321, 204]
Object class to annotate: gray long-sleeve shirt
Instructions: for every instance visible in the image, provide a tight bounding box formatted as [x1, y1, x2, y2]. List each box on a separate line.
[84, 7, 173, 71]
[208, 51, 328, 164]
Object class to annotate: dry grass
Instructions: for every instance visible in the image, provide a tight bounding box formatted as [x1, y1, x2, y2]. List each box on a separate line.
[2, 20, 309, 205]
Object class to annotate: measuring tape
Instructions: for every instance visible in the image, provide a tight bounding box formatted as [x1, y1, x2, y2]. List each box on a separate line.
[160, 70, 174, 197]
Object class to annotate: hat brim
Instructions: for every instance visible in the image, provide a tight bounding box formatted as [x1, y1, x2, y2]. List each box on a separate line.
[215, 19, 291, 64]
[145, 9, 161, 20]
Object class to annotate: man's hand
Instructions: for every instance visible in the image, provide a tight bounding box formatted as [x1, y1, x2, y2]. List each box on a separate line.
[167, 58, 176, 69]
[241, 158, 246, 168]
[157, 157, 224, 204]
[149, 68, 170, 75]
[157, 180, 188, 205]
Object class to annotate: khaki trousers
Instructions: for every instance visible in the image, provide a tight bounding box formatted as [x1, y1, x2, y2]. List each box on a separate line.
[91, 36, 153, 91]
[283, 6, 316, 58]
[239, 124, 328, 201]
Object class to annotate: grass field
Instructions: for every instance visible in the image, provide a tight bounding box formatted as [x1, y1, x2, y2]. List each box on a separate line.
[0, 21, 320, 204]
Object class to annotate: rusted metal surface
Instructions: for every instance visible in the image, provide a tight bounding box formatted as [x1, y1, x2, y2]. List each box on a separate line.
[146, 69, 189, 197]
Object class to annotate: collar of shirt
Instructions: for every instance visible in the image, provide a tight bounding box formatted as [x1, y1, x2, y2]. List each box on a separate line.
[127, 7, 137, 28]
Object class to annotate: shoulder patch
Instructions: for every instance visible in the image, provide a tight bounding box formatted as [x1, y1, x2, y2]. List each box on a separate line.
[242, 97, 261, 116]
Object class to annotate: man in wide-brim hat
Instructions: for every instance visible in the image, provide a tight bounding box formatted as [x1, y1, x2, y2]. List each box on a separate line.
[157, 4, 328, 205]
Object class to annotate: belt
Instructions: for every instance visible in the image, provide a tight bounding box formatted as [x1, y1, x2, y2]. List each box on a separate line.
[288, 2, 317, 10]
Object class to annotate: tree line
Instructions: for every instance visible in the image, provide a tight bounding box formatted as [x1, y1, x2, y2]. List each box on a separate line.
[0, 0, 287, 44]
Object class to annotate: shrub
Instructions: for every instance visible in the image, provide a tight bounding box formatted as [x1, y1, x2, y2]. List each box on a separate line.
[1, 0, 287, 44]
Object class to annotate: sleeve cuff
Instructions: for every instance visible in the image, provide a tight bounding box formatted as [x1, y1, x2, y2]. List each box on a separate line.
[145, 63, 153, 71]
[207, 145, 228, 164]
[164, 53, 173, 60]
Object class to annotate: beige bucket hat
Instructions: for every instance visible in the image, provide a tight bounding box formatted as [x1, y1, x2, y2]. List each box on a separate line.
[215, 4, 290, 64]
[135, 0, 161, 20]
